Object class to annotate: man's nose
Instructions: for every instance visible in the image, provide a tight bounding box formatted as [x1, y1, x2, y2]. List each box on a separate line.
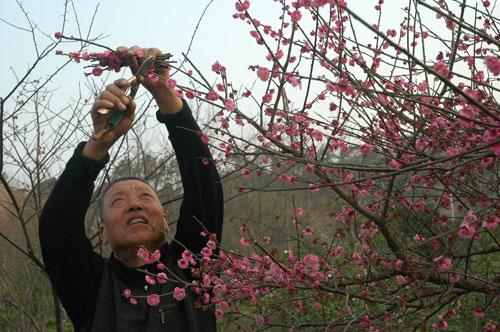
[127, 196, 144, 211]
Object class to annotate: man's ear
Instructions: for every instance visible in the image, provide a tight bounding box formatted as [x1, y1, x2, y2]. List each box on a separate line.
[100, 223, 109, 245]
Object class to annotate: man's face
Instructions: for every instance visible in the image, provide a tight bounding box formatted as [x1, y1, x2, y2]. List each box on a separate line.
[101, 179, 168, 251]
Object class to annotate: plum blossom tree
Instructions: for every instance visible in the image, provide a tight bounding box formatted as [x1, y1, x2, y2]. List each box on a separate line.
[3, 0, 499, 330]
[147, 0, 497, 329]
[118, 0, 497, 329]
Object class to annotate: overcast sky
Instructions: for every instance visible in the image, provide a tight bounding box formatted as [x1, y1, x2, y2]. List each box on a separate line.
[1, 0, 497, 157]
[1, 0, 423, 98]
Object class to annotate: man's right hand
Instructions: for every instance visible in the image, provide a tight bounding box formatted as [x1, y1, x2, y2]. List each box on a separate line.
[82, 79, 136, 160]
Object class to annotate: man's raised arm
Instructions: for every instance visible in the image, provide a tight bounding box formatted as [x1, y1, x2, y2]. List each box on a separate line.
[157, 100, 224, 261]
[122, 46, 224, 261]
[39, 76, 137, 326]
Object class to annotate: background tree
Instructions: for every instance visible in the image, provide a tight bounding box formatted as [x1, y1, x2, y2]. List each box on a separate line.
[1, 0, 499, 331]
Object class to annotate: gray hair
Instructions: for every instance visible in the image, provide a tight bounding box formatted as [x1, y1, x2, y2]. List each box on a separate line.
[98, 176, 154, 224]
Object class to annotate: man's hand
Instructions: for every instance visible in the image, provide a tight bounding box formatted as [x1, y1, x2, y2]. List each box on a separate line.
[118, 46, 183, 115]
[82, 79, 136, 160]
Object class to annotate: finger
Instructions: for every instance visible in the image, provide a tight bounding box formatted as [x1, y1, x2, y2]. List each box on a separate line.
[114, 78, 131, 90]
[100, 90, 127, 111]
[116, 46, 129, 54]
[127, 46, 141, 73]
[106, 84, 130, 106]
[129, 46, 145, 59]
[92, 99, 114, 114]
[127, 100, 136, 114]
[115, 100, 136, 132]
[147, 47, 162, 58]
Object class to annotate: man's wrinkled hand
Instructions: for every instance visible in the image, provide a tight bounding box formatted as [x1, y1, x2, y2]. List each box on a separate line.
[82, 79, 136, 160]
[116, 45, 183, 115]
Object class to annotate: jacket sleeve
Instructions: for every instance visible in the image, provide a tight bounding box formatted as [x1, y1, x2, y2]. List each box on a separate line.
[39, 142, 106, 327]
[156, 99, 223, 262]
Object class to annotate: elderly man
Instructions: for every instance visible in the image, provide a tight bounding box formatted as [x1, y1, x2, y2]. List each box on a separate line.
[39, 47, 223, 331]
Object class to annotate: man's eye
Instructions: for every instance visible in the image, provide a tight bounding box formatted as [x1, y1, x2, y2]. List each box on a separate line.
[141, 193, 152, 199]
[111, 198, 123, 206]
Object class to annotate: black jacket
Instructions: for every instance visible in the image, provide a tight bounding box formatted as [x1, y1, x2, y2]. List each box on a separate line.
[39, 100, 223, 331]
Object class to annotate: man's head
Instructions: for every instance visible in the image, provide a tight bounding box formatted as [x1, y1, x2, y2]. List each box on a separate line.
[98, 177, 168, 251]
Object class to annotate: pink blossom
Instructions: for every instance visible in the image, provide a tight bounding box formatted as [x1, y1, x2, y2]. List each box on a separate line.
[483, 323, 496, 331]
[173, 287, 186, 301]
[290, 10, 302, 22]
[449, 274, 460, 283]
[458, 211, 478, 239]
[378, 94, 389, 106]
[389, 159, 402, 169]
[483, 215, 499, 230]
[123, 289, 131, 298]
[360, 143, 373, 156]
[387, 29, 397, 37]
[200, 134, 210, 144]
[415, 139, 427, 150]
[211, 61, 224, 74]
[433, 256, 452, 271]
[360, 315, 371, 327]
[146, 293, 160, 306]
[285, 74, 302, 88]
[185, 90, 195, 99]
[352, 252, 363, 265]
[413, 234, 425, 241]
[330, 246, 344, 258]
[145, 275, 156, 285]
[235, 0, 250, 12]
[240, 237, 250, 247]
[215, 309, 224, 318]
[255, 315, 266, 326]
[262, 93, 272, 103]
[205, 91, 219, 101]
[151, 250, 161, 261]
[157, 272, 168, 284]
[91, 67, 103, 77]
[182, 250, 197, 265]
[257, 66, 270, 81]
[484, 55, 500, 76]
[178, 258, 189, 269]
[242, 168, 251, 179]
[136, 247, 159, 264]
[294, 208, 303, 217]
[395, 275, 407, 284]
[129, 297, 138, 305]
[148, 73, 159, 83]
[474, 309, 485, 318]
[224, 99, 235, 112]
[432, 319, 448, 331]
[417, 81, 428, 92]
[433, 60, 451, 78]
[302, 226, 313, 237]
[54, 32, 63, 39]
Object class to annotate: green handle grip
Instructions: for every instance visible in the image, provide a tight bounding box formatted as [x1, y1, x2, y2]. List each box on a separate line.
[108, 109, 124, 128]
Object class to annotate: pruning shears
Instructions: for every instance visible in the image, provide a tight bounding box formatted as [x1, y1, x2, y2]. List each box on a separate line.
[97, 56, 155, 128]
